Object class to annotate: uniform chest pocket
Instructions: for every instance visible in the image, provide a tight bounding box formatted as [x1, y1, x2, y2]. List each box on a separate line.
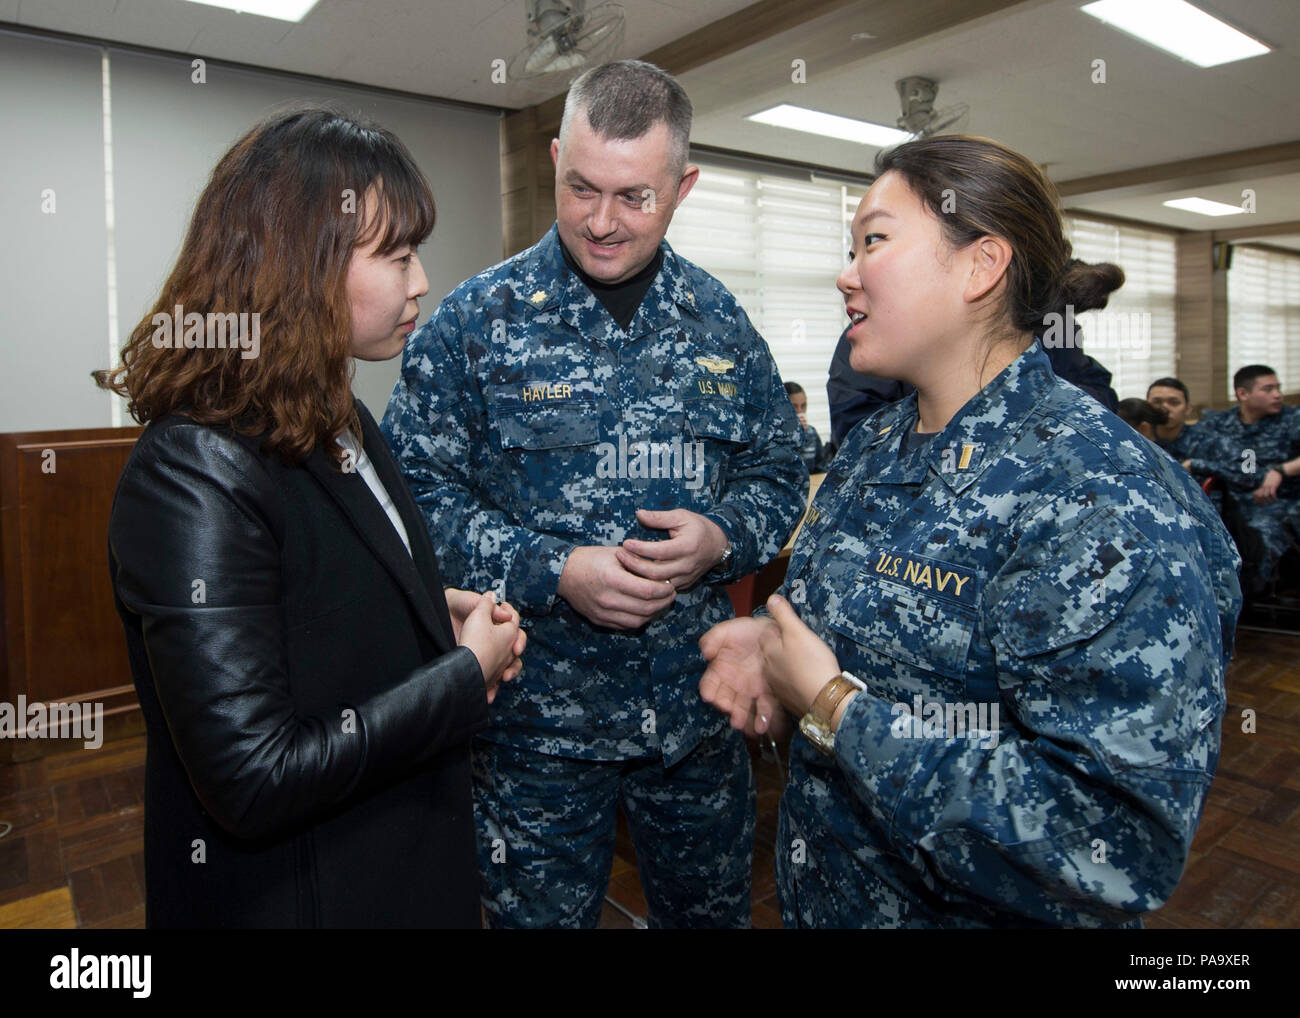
[682, 397, 751, 446]
[493, 397, 600, 451]
[829, 562, 979, 687]
[995, 507, 1153, 659]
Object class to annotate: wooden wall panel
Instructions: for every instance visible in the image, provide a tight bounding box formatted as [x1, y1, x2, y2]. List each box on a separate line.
[0, 428, 142, 759]
[499, 147, 531, 195]
[1175, 232, 1231, 412]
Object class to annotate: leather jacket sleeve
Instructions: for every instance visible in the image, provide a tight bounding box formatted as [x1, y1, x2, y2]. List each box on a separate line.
[109, 421, 490, 841]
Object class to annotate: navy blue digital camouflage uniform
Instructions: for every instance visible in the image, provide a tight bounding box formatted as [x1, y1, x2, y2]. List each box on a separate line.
[1154, 420, 1209, 463]
[828, 324, 1117, 446]
[1185, 406, 1300, 597]
[774, 343, 1241, 928]
[795, 421, 832, 474]
[382, 223, 807, 927]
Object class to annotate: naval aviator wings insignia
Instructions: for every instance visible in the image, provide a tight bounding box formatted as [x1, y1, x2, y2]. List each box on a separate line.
[695, 356, 735, 374]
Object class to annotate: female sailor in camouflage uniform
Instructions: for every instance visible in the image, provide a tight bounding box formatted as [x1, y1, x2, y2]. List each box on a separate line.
[700, 135, 1242, 928]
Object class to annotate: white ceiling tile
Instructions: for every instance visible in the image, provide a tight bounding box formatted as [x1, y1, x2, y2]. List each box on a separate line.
[3, 0, 1297, 231]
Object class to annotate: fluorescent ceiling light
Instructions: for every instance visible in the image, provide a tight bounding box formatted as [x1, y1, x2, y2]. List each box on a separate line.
[181, 0, 320, 22]
[1163, 196, 1245, 217]
[747, 104, 911, 147]
[1081, 0, 1269, 67]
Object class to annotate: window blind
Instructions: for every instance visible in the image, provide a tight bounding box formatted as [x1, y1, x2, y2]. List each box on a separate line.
[669, 166, 1181, 431]
[1063, 216, 1178, 400]
[667, 161, 865, 443]
[1227, 246, 1300, 398]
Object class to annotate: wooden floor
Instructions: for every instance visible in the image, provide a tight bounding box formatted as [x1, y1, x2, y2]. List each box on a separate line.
[3, 626, 1298, 930]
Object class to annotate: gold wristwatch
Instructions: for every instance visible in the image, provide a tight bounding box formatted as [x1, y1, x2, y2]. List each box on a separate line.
[799, 671, 866, 755]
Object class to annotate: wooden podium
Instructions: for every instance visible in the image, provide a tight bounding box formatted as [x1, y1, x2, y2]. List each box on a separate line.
[0, 427, 143, 760]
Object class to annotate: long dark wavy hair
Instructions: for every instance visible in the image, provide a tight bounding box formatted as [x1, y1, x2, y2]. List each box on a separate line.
[94, 104, 435, 465]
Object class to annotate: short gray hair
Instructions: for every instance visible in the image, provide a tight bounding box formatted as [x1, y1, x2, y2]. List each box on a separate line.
[559, 60, 693, 176]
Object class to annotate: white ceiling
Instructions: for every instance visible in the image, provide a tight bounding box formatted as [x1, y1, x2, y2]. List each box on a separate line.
[682, 0, 1300, 243]
[3, 0, 1297, 245]
[0, 0, 758, 107]
[689, 0, 1297, 177]
[1072, 170, 1300, 252]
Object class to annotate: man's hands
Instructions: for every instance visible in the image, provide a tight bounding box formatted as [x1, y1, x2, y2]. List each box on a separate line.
[699, 595, 845, 739]
[616, 508, 729, 591]
[447, 588, 526, 703]
[557, 546, 677, 630]
[557, 508, 729, 630]
[1254, 467, 1284, 504]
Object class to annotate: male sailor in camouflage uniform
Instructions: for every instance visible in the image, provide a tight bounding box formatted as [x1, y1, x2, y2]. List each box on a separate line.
[1187, 365, 1300, 597]
[1147, 376, 1210, 462]
[383, 60, 806, 928]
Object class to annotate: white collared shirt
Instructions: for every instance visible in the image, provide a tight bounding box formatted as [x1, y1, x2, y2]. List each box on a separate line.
[336, 429, 413, 558]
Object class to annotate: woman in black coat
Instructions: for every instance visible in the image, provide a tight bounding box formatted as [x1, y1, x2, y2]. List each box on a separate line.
[97, 106, 524, 928]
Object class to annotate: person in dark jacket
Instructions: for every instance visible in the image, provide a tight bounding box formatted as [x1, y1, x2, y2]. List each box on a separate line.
[827, 328, 913, 446]
[95, 106, 525, 928]
[1043, 327, 1120, 411]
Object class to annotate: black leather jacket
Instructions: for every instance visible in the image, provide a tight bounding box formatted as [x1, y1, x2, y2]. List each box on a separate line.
[108, 401, 489, 927]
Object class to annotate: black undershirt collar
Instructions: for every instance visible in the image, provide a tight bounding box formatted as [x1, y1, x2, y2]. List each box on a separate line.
[899, 423, 935, 458]
[559, 238, 664, 333]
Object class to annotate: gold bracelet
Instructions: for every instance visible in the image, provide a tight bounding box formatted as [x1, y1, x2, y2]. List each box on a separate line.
[809, 675, 857, 725]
